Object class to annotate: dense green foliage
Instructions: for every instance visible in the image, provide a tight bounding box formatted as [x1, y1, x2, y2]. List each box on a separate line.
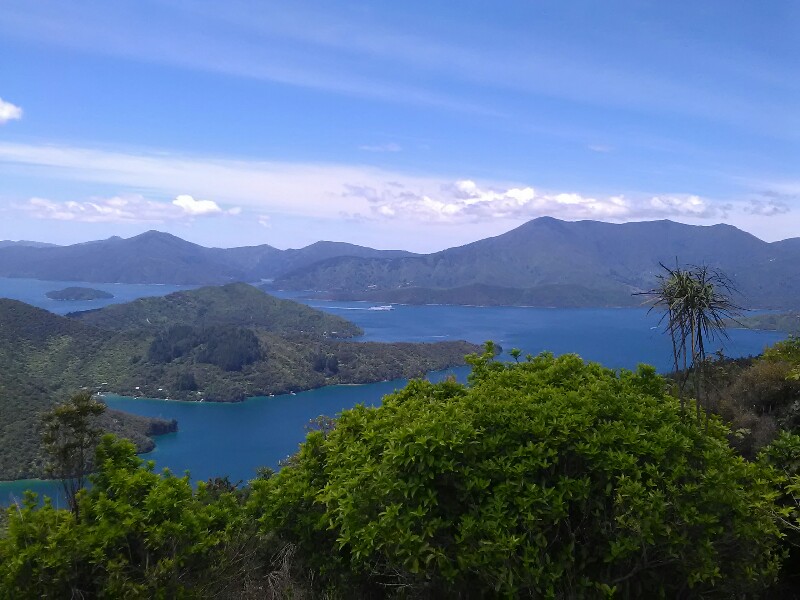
[253, 349, 784, 597]
[41, 392, 106, 512]
[149, 325, 263, 371]
[758, 430, 800, 594]
[4, 346, 800, 597]
[45, 287, 113, 301]
[0, 436, 259, 599]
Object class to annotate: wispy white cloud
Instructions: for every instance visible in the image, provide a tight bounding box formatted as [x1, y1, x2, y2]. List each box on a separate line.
[1, 141, 746, 227]
[359, 143, 402, 153]
[22, 193, 238, 223]
[0, 97, 22, 124]
[344, 179, 728, 223]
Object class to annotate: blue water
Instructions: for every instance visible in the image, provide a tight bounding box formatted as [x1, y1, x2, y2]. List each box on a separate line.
[271, 293, 778, 372]
[0, 276, 196, 315]
[0, 282, 785, 505]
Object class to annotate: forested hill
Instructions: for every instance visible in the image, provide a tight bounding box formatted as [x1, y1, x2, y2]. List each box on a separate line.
[70, 282, 362, 337]
[0, 287, 478, 479]
[0, 299, 176, 480]
[270, 217, 800, 309]
[0, 230, 416, 284]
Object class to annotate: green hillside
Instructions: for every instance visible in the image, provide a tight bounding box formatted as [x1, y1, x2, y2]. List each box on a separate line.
[71, 282, 362, 337]
[0, 300, 175, 480]
[0, 286, 478, 479]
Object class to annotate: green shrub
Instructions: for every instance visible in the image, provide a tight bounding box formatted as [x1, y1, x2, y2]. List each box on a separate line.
[252, 347, 783, 598]
[760, 431, 800, 594]
[0, 436, 252, 599]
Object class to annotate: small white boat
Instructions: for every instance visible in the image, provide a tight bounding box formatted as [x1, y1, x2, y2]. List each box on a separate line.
[368, 305, 394, 311]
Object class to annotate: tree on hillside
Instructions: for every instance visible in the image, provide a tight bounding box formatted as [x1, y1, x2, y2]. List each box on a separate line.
[639, 262, 740, 421]
[41, 391, 106, 512]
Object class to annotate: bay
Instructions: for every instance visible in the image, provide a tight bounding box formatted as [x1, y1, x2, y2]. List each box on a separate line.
[0, 281, 785, 505]
[0, 276, 196, 315]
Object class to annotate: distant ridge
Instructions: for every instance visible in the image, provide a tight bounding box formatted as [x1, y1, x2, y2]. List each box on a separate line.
[0, 240, 59, 248]
[0, 230, 416, 285]
[2, 218, 800, 308]
[269, 217, 800, 309]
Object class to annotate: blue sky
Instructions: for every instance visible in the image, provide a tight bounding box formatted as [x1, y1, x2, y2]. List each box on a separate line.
[0, 1, 798, 251]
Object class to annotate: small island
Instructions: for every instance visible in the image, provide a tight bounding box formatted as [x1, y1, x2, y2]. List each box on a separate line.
[46, 286, 114, 301]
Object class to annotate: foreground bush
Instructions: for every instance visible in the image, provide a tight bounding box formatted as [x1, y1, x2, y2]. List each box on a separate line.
[0, 436, 255, 599]
[253, 348, 784, 598]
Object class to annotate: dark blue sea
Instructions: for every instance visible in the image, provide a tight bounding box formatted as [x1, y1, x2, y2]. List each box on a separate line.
[0, 278, 785, 506]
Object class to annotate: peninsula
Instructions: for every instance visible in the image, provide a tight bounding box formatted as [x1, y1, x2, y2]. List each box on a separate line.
[0, 283, 478, 480]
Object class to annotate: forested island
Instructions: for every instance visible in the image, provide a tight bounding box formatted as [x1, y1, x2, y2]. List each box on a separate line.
[0, 283, 478, 480]
[46, 286, 114, 301]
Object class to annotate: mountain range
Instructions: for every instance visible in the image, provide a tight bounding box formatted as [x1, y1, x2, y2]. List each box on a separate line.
[2, 218, 800, 308]
[0, 231, 415, 285]
[271, 218, 800, 309]
[0, 240, 59, 249]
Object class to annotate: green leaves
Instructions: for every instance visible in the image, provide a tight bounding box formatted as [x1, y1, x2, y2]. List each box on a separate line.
[639, 262, 741, 420]
[41, 391, 107, 513]
[4, 346, 792, 597]
[0, 436, 255, 599]
[256, 349, 783, 596]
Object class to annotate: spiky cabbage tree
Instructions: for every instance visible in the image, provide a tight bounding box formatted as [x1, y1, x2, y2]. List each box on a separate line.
[640, 262, 741, 421]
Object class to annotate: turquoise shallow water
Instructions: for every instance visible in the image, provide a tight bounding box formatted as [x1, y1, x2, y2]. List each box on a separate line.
[0, 282, 785, 505]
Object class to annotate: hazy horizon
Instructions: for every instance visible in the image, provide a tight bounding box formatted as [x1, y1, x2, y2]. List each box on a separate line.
[0, 216, 791, 253]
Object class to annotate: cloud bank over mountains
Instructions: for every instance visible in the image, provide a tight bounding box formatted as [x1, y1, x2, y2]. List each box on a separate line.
[23, 194, 238, 223]
[1, 141, 748, 226]
[346, 179, 728, 223]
